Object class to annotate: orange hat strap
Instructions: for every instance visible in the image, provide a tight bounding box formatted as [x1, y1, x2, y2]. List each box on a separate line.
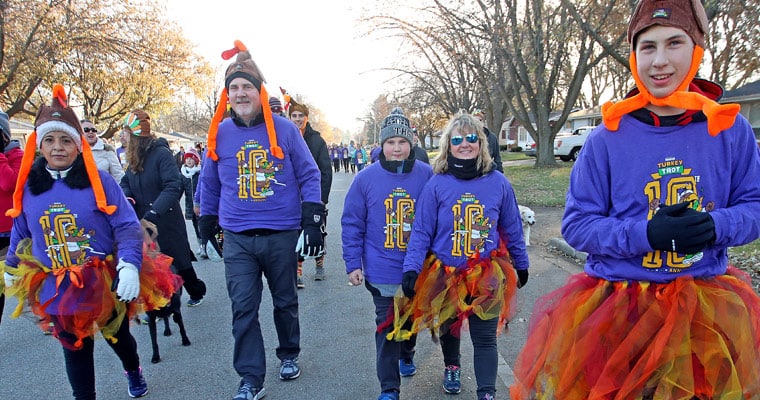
[602, 46, 738, 135]
[6, 131, 38, 217]
[81, 139, 117, 215]
[298, 116, 309, 135]
[206, 88, 229, 161]
[261, 85, 284, 159]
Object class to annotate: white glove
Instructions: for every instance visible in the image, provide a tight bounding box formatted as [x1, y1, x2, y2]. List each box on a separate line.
[115, 260, 140, 302]
[4, 272, 18, 288]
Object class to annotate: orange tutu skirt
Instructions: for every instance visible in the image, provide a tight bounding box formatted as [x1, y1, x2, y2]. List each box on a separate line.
[5, 239, 181, 350]
[386, 244, 519, 341]
[510, 267, 760, 399]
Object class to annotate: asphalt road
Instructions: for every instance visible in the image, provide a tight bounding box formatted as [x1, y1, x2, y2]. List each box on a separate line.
[0, 167, 581, 400]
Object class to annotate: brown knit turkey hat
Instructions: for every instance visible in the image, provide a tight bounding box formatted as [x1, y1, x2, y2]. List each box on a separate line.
[123, 109, 151, 137]
[628, 0, 708, 48]
[7, 84, 117, 218]
[223, 42, 266, 90]
[288, 98, 309, 117]
[206, 40, 283, 161]
[34, 89, 84, 150]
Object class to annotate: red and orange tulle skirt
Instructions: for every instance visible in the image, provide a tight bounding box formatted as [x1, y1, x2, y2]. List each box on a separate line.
[510, 267, 760, 399]
[4, 239, 181, 350]
[385, 245, 519, 341]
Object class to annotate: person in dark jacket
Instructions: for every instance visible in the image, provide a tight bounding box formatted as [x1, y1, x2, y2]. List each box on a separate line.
[411, 128, 430, 164]
[289, 98, 332, 287]
[120, 110, 206, 307]
[181, 149, 204, 255]
[473, 110, 503, 173]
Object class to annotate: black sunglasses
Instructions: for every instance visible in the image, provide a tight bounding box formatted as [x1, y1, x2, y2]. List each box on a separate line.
[83, 127, 98, 133]
[450, 133, 479, 145]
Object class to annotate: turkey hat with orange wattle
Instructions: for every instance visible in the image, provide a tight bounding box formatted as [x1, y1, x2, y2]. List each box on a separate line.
[7, 84, 117, 217]
[601, 0, 739, 136]
[206, 40, 283, 161]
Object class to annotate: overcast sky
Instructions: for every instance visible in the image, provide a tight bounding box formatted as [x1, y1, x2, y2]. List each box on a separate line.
[166, 0, 399, 133]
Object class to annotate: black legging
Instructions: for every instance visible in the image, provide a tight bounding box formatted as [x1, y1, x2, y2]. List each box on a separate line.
[59, 314, 140, 400]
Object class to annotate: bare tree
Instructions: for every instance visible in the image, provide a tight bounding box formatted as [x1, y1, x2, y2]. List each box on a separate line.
[703, 0, 760, 89]
[478, 0, 620, 166]
[0, 0, 213, 137]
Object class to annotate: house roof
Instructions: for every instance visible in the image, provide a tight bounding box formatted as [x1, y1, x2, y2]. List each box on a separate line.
[723, 80, 760, 102]
[568, 105, 602, 119]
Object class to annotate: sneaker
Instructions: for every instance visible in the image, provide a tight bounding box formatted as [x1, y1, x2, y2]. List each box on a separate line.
[232, 380, 265, 400]
[399, 358, 417, 377]
[377, 390, 400, 400]
[314, 267, 325, 281]
[197, 243, 209, 259]
[207, 245, 222, 262]
[478, 393, 495, 400]
[124, 367, 148, 398]
[279, 358, 301, 380]
[187, 298, 204, 307]
[443, 365, 461, 394]
[135, 314, 149, 325]
[43, 322, 55, 335]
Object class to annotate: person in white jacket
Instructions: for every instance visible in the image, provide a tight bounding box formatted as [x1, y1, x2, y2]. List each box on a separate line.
[81, 119, 125, 182]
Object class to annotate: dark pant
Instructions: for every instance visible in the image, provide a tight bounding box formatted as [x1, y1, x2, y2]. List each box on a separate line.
[332, 159, 341, 172]
[342, 159, 349, 171]
[60, 315, 140, 400]
[224, 229, 300, 387]
[175, 267, 206, 301]
[370, 287, 416, 393]
[0, 235, 8, 325]
[440, 315, 498, 397]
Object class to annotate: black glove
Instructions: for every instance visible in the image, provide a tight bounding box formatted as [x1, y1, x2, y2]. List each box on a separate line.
[646, 202, 715, 254]
[296, 202, 326, 258]
[516, 269, 529, 288]
[143, 209, 159, 225]
[198, 215, 219, 242]
[402, 271, 418, 298]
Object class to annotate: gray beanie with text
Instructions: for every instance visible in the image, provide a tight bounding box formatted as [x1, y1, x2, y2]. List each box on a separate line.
[380, 107, 413, 146]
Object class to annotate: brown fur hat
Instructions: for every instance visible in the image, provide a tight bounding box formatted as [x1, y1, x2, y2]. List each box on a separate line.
[628, 0, 708, 48]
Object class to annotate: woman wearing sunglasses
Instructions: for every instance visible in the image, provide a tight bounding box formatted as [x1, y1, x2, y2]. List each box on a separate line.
[80, 119, 124, 183]
[387, 112, 529, 400]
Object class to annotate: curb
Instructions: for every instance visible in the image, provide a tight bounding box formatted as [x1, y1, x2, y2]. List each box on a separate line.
[548, 237, 588, 262]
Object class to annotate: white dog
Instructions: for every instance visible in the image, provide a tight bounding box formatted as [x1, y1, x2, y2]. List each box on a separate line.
[518, 205, 536, 246]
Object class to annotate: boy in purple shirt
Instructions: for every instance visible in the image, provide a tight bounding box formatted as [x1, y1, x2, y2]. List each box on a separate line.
[511, 1, 760, 398]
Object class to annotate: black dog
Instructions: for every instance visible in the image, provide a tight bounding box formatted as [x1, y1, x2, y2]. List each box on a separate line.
[145, 290, 191, 363]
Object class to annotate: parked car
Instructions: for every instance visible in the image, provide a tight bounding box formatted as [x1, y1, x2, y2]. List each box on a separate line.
[554, 126, 596, 162]
[523, 141, 537, 157]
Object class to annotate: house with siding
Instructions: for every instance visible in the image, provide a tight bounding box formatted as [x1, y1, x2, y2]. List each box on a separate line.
[721, 80, 760, 143]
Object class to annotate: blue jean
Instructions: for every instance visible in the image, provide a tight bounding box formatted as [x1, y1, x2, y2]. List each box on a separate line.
[224, 229, 300, 387]
[370, 286, 416, 393]
[440, 315, 498, 397]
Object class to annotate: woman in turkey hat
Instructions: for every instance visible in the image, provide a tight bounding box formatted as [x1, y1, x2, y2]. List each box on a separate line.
[1, 85, 177, 399]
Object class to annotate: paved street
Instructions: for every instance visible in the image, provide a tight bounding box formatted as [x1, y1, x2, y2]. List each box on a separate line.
[0, 168, 582, 400]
